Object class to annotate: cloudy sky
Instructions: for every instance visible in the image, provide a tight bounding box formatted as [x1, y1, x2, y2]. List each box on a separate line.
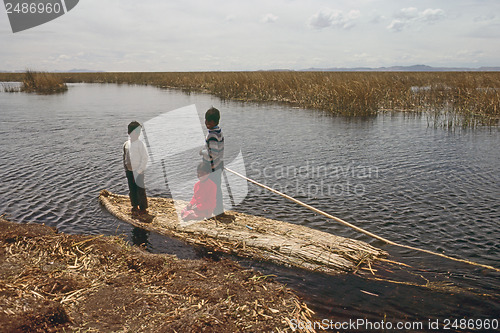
[1, 0, 499, 71]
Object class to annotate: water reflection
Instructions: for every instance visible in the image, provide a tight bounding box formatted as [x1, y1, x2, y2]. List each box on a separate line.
[131, 227, 150, 248]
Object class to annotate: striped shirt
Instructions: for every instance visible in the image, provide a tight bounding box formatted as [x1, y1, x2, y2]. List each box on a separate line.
[201, 126, 224, 171]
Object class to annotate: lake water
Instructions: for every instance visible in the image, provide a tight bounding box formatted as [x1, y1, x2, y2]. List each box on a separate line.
[1, 83, 498, 330]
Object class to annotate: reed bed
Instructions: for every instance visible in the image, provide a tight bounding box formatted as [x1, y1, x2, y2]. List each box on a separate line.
[20, 70, 68, 94]
[1, 71, 499, 127]
[1, 70, 67, 94]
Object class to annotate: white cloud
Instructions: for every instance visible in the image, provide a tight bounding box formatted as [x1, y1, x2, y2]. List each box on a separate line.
[387, 19, 406, 32]
[420, 9, 445, 22]
[1, 0, 498, 71]
[388, 7, 445, 32]
[309, 9, 360, 30]
[396, 7, 419, 20]
[261, 13, 279, 23]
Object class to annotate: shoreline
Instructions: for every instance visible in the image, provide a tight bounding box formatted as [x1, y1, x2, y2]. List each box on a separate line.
[0, 217, 318, 332]
[1, 71, 499, 127]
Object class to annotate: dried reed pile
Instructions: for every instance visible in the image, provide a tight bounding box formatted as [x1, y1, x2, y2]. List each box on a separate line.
[0, 217, 319, 332]
[99, 190, 386, 276]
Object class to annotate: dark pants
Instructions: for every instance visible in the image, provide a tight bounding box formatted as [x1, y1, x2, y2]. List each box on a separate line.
[126, 170, 148, 210]
[209, 168, 224, 216]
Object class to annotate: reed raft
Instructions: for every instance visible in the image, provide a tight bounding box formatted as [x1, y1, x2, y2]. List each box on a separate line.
[99, 190, 386, 275]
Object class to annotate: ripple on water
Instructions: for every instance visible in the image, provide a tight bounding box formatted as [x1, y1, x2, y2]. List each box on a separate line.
[1, 83, 499, 323]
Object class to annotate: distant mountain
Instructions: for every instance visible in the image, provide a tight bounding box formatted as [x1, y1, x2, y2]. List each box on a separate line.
[300, 64, 500, 72]
[54, 69, 104, 73]
[2, 65, 499, 73]
[0, 69, 103, 73]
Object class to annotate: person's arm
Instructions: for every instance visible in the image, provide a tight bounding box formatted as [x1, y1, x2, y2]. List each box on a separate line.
[201, 136, 223, 170]
[123, 141, 131, 170]
[200, 139, 212, 163]
[188, 182, 200, 209]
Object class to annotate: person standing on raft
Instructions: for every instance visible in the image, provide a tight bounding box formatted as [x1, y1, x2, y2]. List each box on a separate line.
[123, 121, 149, 215]
[200, 107, 224, 216]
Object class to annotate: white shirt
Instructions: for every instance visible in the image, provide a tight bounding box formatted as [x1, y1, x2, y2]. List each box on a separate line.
[123, 139, 148, 174]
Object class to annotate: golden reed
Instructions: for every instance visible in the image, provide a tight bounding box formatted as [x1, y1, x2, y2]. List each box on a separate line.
[1, 71, 498, 127]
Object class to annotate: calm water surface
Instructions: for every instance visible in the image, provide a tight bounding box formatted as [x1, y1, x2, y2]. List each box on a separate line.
[1, 83, 498, 330]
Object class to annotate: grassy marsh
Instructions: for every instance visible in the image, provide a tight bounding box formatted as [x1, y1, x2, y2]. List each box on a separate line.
[2, 70, 67, 94]
[21, 70, 68, 94]
[1, 71, 499, 127]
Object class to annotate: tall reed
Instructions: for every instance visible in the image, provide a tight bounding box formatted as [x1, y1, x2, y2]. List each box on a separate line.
[1, 71, 498, 127]
[20, 70, 68, 94]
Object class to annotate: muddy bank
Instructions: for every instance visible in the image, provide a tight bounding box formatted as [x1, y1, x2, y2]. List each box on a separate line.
[0, 218, 319, 332]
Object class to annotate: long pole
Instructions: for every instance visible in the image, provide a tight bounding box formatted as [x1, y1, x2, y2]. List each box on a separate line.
[225, 167, 500, 272]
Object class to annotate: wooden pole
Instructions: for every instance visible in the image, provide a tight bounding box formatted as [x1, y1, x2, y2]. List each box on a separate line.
[225, 167, 500, 272]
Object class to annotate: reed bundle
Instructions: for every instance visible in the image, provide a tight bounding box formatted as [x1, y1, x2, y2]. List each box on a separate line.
[99, 190, 386, 276]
